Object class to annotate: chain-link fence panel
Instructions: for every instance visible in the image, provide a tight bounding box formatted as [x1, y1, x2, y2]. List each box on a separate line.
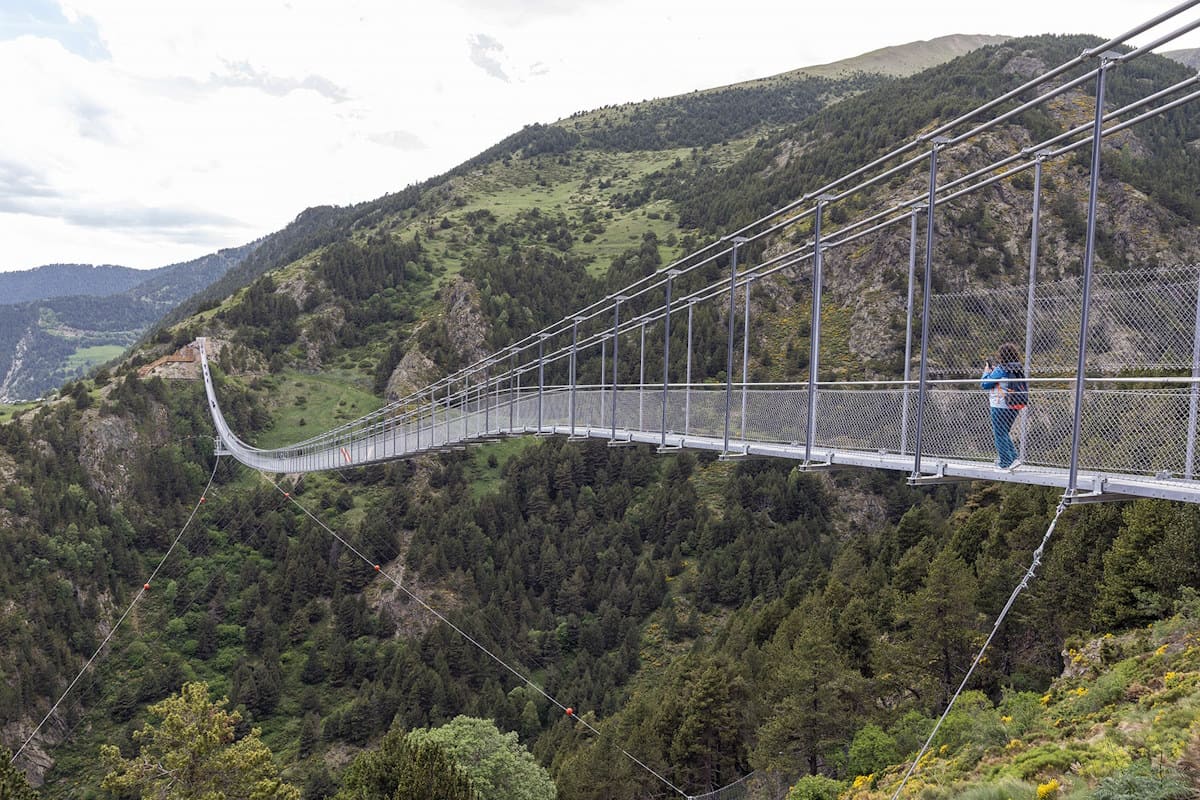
[744, 388, 809, 446]
[928, 265, 1200, 377]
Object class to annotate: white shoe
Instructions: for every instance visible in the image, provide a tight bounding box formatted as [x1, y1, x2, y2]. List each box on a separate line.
[1006, 459, 1023, 471]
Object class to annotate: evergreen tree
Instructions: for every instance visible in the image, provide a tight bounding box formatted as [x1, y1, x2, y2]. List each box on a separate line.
[408, 716, 555, 800]
[754, 598, 861, 776]
[100, 682, 299, 800]
[334, 728, 475, 800]
[0, 749, 39, 800]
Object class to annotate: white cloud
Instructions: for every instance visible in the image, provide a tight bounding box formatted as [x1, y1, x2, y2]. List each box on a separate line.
[468, 33, 510, 82]
[1, 0, 1197, 270]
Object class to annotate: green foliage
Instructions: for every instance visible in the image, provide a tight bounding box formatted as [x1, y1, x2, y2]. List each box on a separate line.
[317, 233, 425, 304]
[952, 779, 1036, 800]
[222, 275, 300, 358]
[1094, 501, 1200, 628]
[847, 724, 899, 778]
[334, 728, 476, 800]
[667, 36, 1200, 233]
[407, 716, 555, 800]
[0, 748, 40, 800]
[574, 74, 881, 152]
[1090, 762, 1191, 800]
[100, 681, 299, 800]
[785, 774, 844, 800]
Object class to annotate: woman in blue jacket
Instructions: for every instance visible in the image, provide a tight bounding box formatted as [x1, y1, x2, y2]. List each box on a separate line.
[981, 342, 1024, 470]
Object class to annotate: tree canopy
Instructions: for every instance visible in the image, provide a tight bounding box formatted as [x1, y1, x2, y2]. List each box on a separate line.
[100, 681, 299, 800]
[335, 728, 475, 800]
[407, 716, 556, 800]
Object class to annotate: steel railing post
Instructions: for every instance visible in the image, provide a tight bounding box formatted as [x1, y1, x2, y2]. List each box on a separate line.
[639, 321, 646, 432]
[662, 271, 678, 449]
[538, 336, 545, 434]
[601, 338, 607, 429]
[1068, 55, 1115, 497]
[464, 371, 471, 440]
[741, 275, 751, 442]
[611, 297, 625, 442]
[805, 196, 832, 463]
[901, 209, 918, 456]
[912, 138, 951, 478]
[1020, 152, 1049, 462]
[686, 300, 694, 436]
[570, 319, 579, 437]
[723, 238, 748, 455]
[1186, 268, 1200, 479]
[510, 350, 517, 433]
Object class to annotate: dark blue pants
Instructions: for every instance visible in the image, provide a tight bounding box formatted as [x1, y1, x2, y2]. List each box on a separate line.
[990, 407, 1020, 467]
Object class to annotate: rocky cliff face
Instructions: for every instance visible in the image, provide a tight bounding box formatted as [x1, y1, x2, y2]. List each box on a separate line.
[385, 348, 440, 402]
[441, 277, 490, 367]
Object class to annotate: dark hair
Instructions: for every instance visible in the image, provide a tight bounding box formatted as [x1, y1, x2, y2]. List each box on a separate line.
[998, 342, 1021, 363]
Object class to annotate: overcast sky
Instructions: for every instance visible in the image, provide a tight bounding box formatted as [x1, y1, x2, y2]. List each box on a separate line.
[1, 0, 1196, 272]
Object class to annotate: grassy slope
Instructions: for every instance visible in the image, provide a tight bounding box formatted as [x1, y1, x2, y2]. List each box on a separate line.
[848, 602, 1200, 799]
[745, 34, 1012, 83]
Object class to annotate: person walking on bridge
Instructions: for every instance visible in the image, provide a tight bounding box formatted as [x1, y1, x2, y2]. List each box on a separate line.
[981, 342, 1027, 470]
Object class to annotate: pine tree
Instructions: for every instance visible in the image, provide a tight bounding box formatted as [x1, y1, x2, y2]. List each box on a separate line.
[0, 749, 39, 800]
[100, 682, 299, 799]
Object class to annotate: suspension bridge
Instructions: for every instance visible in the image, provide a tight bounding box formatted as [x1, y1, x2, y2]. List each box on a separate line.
[15, 5, 1200, 799]
[204, 2, 1200, 507]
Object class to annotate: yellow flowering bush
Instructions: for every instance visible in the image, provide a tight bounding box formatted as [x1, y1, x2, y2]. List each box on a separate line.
[1036, 777, 1061, 798]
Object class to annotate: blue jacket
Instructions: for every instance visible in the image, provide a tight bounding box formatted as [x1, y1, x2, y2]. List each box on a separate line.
[981, 362, 1020, 409]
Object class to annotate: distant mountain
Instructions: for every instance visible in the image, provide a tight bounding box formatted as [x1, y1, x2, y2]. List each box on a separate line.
[0, 244, 256, 401]
[0, 263, 150, 304]
[1165, 47, 1200, 70]
[737, 33, 1012, 84]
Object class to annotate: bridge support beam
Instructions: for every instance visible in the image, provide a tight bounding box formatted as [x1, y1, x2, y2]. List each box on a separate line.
[570, 319, 579, 438]
[509, 350, 517, 434]
[660, 271, 680, 452]
[1020, 151, 1049, 462]
[1187, 273, 1200, 479]
[639, 321, 646, 432]
[741, 275, 752, 442]
[911, 137, 951, 479]
[723, 238, 749, 455]
[685, 300, 695, 436]
[900, 208, 918, 456]
[1067, 53, 1116, 497]
[611, 297, 626, 443]
[600, 338, 606, 429]
[805, 196, 832, 465]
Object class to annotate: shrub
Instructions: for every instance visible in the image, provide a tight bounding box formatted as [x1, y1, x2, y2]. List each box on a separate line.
[954, 779, 1036, 800]
[848, 724, 899, 777]
[786, 775, 844, 800]
[1090, 762, 1190, 800]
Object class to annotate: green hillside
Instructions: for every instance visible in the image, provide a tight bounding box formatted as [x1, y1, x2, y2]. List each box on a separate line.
[2, 32, 1200, 800]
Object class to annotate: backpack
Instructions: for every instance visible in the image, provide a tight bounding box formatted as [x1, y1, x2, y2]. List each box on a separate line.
[1002, 363, 1028, 410]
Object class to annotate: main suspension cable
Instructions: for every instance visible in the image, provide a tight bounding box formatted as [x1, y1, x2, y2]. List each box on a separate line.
[11, 456, 222, 765]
